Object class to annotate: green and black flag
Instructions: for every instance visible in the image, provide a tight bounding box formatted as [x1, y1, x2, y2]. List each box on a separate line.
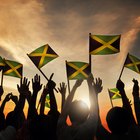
[124, 53, 140, 74]
[66, 61, 90, 80]
[28, 44, 59, 68]
[45, 95, 50, 108]
[3, 60, 23, 78]
[0, 56, 5, 71]
[108, 88, 121, 100]
[89, 34, 121, 55]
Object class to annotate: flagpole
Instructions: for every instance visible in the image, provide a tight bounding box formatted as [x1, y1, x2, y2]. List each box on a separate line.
[119, 53, 128, 79]
[27, 54, 58, 93]
[65, 60, 71, 95]
[89, 33, 92, 73]
[1, 71, 3, 86]
[108, 89, 113, 108]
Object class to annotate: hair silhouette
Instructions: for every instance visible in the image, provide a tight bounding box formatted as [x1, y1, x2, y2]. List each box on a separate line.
[106, 106, 131, 135]
[68, 100, 89, 124]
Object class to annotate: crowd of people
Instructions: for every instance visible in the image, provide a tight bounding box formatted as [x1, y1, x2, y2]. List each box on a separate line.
[0, 73, 140, 140]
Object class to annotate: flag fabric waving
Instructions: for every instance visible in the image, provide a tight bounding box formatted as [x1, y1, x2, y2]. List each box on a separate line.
[0, 56, 5, 71]
[28, 44, 59, 68]
[124, 53, 140, 74]
[89, 34, 121, 55]
[108, 88, 121, 100]
[3, 60, 23, 78]
[66, 61, 90, 80]
[45, 95, 50, 108]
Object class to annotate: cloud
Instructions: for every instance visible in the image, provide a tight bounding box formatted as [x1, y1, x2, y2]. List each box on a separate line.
[130, 30, 140, 56]
[0, 0, 139, 86]
[0, 45, 15, 60]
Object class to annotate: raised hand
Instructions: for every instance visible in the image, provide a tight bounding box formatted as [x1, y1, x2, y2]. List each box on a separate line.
[32, 74, 42, 93]
[17, 77, 30, 96]
[94, 78, 103, 94]
[132, 79, 139, 98]
[47, 80, 56, 92]
[116, 79, 125, 92]
[87, 74, 103, 94]
[4, 93, 12, 102]
[58, 82, 67, 96]
[74, 79, 83, 88]
[11, 95, 18, 104]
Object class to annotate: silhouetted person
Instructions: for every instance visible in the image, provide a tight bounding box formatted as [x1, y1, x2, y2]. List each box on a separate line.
[29, 74, 60, 140]
[96, 79, 140, 140]
[57, 74, 103, 140]
[132, 79, 140, 126]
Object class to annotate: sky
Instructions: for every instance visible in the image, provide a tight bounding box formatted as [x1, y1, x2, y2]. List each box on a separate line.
[0, 0, 140, 127]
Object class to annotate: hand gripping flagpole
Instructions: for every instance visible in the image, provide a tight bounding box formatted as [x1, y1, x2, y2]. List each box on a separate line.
[27, 54, 58, 93]
[119, 53, 129, 79]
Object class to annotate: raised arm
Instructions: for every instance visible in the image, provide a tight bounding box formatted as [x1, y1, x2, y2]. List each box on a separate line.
[47, 79, 58, 114]
[57, 79, 83, 133]
[27, 74, 42, 119]
[8, 77, 30, 129]
[58, 82, 67, 111]
[0, 86, 4, 101]
[87, 75, 103, 132]
[0, 93, 12, 113]
[61, 80, 83, 118]
[132, 79, 140, 125]
[39, 85, 48, 115]
[116, 79, 136, 124]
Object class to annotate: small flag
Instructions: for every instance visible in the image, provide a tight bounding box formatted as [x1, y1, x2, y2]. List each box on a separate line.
[3, 60, 23, 78]
[108, 88, 121, 100]
[66, 61, 90, 80]
[28, 44, 59, 68]
[45, 95, 50, 108]
[0, 56, 5, 71]
[124, 54, 140, 74]
[89, 34, 121, 55]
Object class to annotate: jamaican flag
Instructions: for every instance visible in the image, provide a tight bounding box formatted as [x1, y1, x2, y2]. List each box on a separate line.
[3, 60, 23, 78]
[45, 95, 50, 108]
[66, 61, 90, 80]
[0, 56, 5, 71]
[124, 54, 140, 74]
[108, 88, 121, 100]
[28, 44, 59, 68]
[89, 34, 121, 55]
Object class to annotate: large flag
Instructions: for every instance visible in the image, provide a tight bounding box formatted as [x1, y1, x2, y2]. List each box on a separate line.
[3, 60, 23, 78]
[28, 44, 59, 68]
[45, 95, 50, 108]
[89, 34, 121, 55]
[124, 53, 140, 74]
[66, 61, 90, 80]
[0, 56, 5, 71]
[108, 88, 121, 100]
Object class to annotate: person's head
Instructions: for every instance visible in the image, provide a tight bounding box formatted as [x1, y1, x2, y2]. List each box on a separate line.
[6, 111, 25, 129]
[68, 100, 89, 125]
[106, 107, 131, 135]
